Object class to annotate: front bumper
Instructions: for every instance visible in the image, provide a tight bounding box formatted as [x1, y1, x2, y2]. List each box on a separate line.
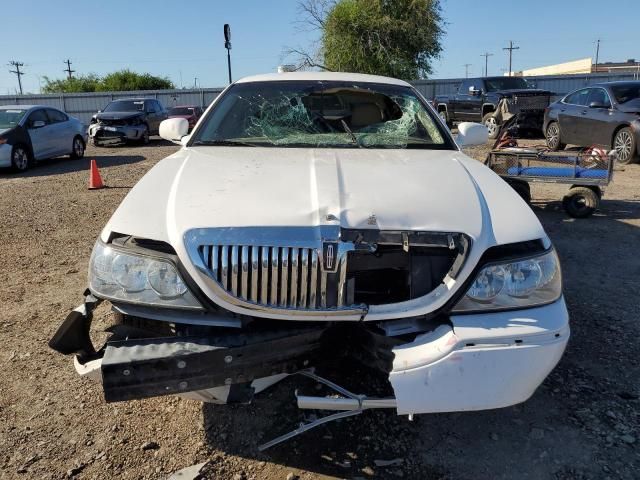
[88, 124, 145, 145]
[50, 294, 569, 413]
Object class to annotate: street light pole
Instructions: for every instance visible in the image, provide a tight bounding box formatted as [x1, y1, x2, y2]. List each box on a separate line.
[224, 24, 232, 84]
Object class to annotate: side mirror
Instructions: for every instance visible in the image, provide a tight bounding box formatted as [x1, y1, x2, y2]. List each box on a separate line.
[159, 118, 189, 144]
[97, 109, 102, 113]
[456, 122, 488, 147]
[589, 101, 608, 109]
[31, 120, 46, 129]
[468, 86, 481, 96]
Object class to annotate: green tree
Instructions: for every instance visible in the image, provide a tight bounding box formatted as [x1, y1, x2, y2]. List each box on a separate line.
[97, 69, 174, 91]
[42, 74, 101, 93]
[295, 0, 444, 80]
[41, 70, 174, 93]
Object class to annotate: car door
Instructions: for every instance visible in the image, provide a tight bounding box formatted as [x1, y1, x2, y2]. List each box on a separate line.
[573, 88, 614, 147]
[558, 88, 590, 145]
[25, 108, 55, 160]
[466, 79, 485, 122]
[454, 80, 475, 121]
[45, 108, 73, 155]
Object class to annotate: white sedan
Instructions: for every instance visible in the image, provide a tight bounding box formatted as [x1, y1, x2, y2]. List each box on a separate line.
[50, 72, 569, 448]
[0, 105, 87, 172]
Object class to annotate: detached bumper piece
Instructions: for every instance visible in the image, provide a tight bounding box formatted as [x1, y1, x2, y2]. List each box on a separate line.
[101, 328, 323, 403]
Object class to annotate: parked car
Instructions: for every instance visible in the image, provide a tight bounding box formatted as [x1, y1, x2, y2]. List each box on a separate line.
[0, 105, 87, 172]
[435, 76, 553, 139]
[167, 105, 203, 131]
[50, 73, 568, 440]
[544, 81, 640, 164]
[88, 98, 167, 146]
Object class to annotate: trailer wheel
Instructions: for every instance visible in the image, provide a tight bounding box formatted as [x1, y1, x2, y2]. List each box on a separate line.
[508, 180, 531, 204]
[562, 186, 600, 218]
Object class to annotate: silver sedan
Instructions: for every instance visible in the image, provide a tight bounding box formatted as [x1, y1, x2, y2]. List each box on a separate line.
[0, 105, 88, 172]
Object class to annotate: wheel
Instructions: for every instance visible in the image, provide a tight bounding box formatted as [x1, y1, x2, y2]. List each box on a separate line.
[11, 145, 30, 172]
[545, 122, 565, 151]
[482, 113, 500, 139]
[438, 110, 451, 128]
[509, 180, 531, 204]
[562, 186, 600, 218]
[613, 127, 638, 165]
[140, 125, 150, 145]
[70, 136, 85, 159]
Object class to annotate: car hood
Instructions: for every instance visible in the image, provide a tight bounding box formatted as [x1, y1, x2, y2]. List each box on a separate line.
[103, 146, 544, 248]
[617, 98, 640, 114]
[95, 111, 144, 121]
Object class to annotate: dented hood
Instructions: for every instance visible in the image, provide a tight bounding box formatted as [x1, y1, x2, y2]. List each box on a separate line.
[103, 146, 544, 249]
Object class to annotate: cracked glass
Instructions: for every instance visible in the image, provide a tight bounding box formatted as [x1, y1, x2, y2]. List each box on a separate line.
[191, 81, 451, 149]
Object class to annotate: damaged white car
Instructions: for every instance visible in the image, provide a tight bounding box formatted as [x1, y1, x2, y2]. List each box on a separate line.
[50, 72, 569, 448]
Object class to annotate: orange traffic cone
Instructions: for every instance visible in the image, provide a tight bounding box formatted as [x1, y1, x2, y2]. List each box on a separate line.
[88, 159, 105, 190]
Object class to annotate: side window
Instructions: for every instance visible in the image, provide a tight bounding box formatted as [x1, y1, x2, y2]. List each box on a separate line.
[27, 109, 49, 127]
[46, 108, 68, 123]
[564, 88, 590, 106]
[144, 101, 155, 113]
[155, 101, 164, 112]
[587, 88, 611, 107]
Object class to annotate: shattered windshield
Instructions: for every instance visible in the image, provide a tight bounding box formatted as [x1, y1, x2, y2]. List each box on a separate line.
[191, 81, 451, 149]
[103, 100, 145, 112]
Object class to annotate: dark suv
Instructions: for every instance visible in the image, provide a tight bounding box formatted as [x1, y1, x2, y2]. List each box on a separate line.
[435, 77, 553, 138]
[88, 98, 167, 146]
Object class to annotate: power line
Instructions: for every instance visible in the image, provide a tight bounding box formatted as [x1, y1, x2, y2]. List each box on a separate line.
[480, 52, 494, 77]
[64, 59, 75, 79]
[463, 63, 472, 78]
[502, 41, 520, 76]
[8, 60, 25, 95]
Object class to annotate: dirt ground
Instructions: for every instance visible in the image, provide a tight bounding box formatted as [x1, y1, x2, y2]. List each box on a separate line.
[1, 138, 639, 480]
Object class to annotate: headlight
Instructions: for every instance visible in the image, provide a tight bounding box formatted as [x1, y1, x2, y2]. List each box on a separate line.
[89, 240, 203, 310]
[452, 249, 561, 312]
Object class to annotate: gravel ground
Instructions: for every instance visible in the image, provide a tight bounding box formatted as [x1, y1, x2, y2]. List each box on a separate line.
[0, 138, 639, 480]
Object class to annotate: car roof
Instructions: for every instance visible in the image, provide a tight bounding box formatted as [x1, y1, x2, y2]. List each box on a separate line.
[0, 104, 52, 110]
[111, 98, 155, 102]
[235, 71, 410, 87]
[592, 81, 640, 88]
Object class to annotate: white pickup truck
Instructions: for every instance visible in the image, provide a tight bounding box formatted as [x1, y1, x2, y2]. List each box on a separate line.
[50, 72, 568, 446]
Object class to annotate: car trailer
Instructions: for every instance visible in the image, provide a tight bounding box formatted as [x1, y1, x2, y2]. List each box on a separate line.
[484, 114, 615, 218]
[487, 147, 615, 218]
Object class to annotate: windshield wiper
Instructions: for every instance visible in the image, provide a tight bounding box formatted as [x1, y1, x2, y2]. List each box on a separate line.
[340, 119, 362, 148]
[191, 139, 258, 147]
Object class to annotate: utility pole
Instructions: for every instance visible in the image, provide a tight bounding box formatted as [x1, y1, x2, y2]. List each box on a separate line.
[503, 41, 520, 76]
[8, 61, 25, 95]
[594, 39, 600, 73]
[480, 52, 494, 77]
[64, 59, 75, 79]
[224, 24, 232, 84]
[194, 77, 198, 88]
[463, 63, 472, 78]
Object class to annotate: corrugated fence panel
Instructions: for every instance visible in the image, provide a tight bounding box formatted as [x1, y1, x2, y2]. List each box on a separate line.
[0, 71, 636, 123]
[0, 88, 224, 124]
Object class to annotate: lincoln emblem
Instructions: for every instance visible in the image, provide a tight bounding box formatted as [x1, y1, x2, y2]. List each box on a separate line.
[323, 242, 338, 271]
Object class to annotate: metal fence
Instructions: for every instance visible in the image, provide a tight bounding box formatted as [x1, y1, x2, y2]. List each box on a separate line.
[1, 71, 638, 124]
[412, 71, 640, 101]
[0, 88, 225, 124]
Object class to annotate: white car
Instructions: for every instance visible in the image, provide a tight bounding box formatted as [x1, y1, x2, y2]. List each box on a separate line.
[0, 105, 87, 172]
[50, 72, 569, 445]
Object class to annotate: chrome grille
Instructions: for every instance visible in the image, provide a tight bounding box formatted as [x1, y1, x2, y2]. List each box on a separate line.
[200, 245, 326, 309]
